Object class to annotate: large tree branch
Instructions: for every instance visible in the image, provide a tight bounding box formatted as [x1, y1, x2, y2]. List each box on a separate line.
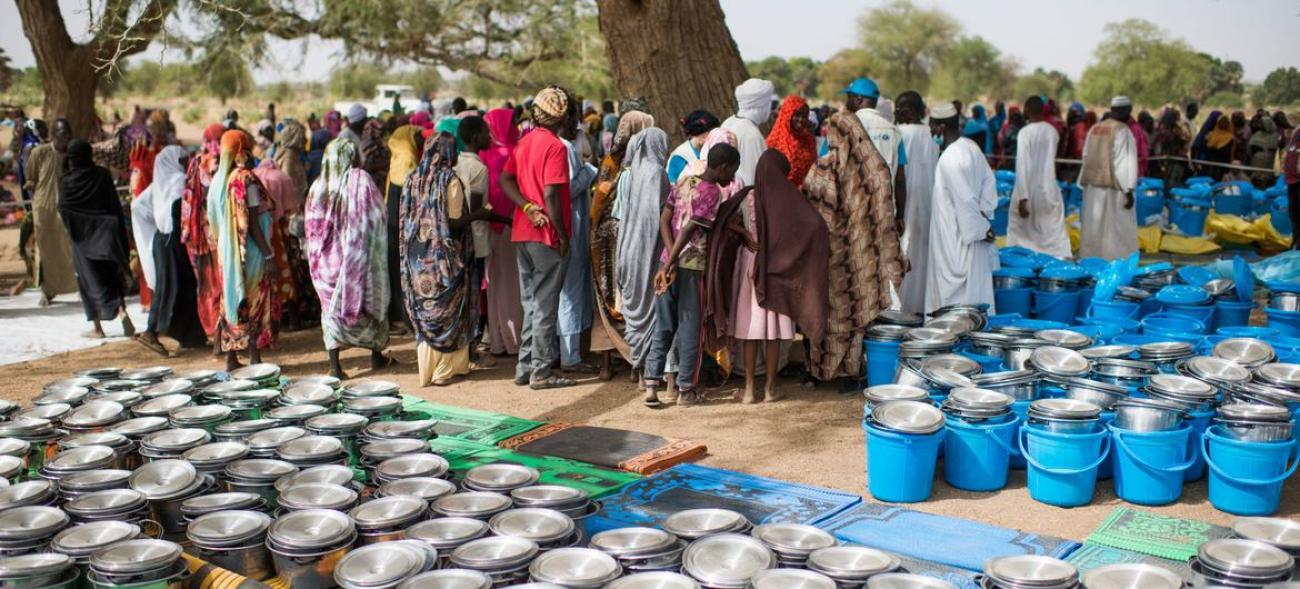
[90, 0, 178, 71]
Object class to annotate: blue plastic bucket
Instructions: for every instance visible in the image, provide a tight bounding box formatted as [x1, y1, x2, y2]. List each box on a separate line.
[1067, 324, 1121, 345]
[1112, 334, 1172, 347]
[1142, 313, 1207, 338]
[1020, 425, 1110, 507]
[1184, 409, 1215, 482]
[995, 287, 1034, 318]
[865, 422, 944, 503]
[1034, 290, 1083, 325]
[943, 416, 1019, 492]
[1088, 299, 1140, 321]
[866, 339, 901, 387]
[1138, 297, 1162, 319]
[1159, 304, 1215, 329]
[1080, 316, 1141, 334]
[1010, 400, 1031, 470]
[1213, 300, 1254, 330]
[1077, 289, 1095, 322]
[1097, 412, 1116, 480]
[1203, 426, 1299, 516]
[1110, 424, 1195, 506]
[1217, 326, 1279, 340]
[1266, 308, 1300, 338]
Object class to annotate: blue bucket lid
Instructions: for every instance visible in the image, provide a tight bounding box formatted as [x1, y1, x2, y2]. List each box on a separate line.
[993, 267, 1036, 279]
[1155, 285, 1211, 305]
[1267, 281, 1300, 294]
[1232, 256, 1254, 303]
[1135, 262, 1173, 276]
[1040, 265, 1087, 281]
[1177, 265, 1215, 288]
[1187, 176, 1213, 185]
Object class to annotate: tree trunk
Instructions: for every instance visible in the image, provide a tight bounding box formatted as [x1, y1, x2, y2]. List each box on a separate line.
[43, 55, 101, 138]
[596, 0, 749, 144]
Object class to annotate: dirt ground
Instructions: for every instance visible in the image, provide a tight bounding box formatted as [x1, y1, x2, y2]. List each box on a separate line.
[0, 229, 1294, 544]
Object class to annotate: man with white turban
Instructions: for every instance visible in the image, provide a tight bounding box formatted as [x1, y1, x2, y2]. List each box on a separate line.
[721, 78, 774, 187]
[338, 103, 366, 147]
[1079, 96, 1139, 260]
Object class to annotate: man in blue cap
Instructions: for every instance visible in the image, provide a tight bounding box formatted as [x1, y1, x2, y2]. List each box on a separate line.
[844, 77, 907, 232]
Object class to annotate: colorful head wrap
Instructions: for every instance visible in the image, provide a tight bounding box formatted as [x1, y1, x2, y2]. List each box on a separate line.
[531, 86, 570, 128]
[766, 96, 817, 184]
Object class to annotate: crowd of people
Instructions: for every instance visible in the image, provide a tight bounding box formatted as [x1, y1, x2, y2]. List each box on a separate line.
[6, 78, 1300, 407]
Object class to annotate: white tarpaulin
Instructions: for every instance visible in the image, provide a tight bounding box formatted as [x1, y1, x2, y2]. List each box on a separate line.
[0, 291, 148, 366]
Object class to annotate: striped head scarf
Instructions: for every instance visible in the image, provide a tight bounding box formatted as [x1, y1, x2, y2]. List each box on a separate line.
[531, 86, 570, 128]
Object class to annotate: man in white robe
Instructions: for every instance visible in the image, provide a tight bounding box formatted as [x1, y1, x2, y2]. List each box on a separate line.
[925, 102, 999, 313]
[1008, 95, 1073, 259]
[1078, 96, 1139, 260]
[721, 78, 774, 187]
[893, 91, 940, 314]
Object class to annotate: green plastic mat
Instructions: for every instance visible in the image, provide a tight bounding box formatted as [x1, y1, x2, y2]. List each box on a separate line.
[1085, 507, 1232, 562]
[401, 397, 544, 444]
[448, 448, 641, 499]
[1065, 543, 1192, 581]
[427, 436, 497, 462]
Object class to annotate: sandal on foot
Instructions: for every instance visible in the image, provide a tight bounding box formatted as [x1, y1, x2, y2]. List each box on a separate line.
[530, 375, 577, 390]
[134, 335, 169, 357]
[677, 390, 700, 406]
[562, 362, 600, 375]
[643, 391, 663, 408]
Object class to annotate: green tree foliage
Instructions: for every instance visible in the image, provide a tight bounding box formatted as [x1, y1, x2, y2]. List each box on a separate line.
[203, 52, 254, 105]
[1257, 67, 1300, 107]
[1077, 19, 1212, 106]
[0, 48, 14, 93]
[857, 0, 959, 95]
[1011, 68, 1074, 102]
[816, 49, 879, 101]
[1201, 54, 1244, 98]
[328, 62, 390, 100]
[1203, 91, 1244, 109]
[746, 56, 822, 97]
[929, 36, 1014, 103]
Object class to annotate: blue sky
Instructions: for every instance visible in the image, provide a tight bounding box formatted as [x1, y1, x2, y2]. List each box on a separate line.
[3, 0, 1298, 83]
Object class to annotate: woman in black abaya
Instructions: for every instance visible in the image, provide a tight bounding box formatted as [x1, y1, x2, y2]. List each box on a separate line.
[59, 138, 135, 338]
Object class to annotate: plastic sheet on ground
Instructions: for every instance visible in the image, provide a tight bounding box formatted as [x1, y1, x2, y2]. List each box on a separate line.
[1205, 212, 1292, 250]
[0, 290, 148, 366]
[1205, 249, 1300, 284]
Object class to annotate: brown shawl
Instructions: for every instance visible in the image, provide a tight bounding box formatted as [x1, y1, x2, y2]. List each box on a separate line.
[802, 109, 903, 380]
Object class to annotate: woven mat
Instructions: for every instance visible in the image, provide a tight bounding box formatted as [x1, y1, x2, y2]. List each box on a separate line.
[401, 397, 543, 444]
[498, 422, 707, 474]
[1065, 543, 1193, 580]
[1085, 506, 1231, 562]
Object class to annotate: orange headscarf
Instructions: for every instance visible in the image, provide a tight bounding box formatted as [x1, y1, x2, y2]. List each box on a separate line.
[220, 129, 253, 157]
[766, 96, 816, 184]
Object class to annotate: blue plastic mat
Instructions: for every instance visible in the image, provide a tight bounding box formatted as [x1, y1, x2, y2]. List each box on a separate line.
[588, 464, 861, 532]
[892, 552, 982, 589]
[815, 502, 1080, 573]
[1065, 543, 1192, 581]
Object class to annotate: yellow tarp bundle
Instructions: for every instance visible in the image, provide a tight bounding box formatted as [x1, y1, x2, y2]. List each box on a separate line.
[1205, 212, 1292, 250]
[1135, 225, 1223, 255]
[1138, 225, 1162, 253]
[1066, 213, 1081, 252]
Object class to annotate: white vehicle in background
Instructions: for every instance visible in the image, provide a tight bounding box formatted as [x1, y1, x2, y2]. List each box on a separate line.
[334, 84, 424, 117]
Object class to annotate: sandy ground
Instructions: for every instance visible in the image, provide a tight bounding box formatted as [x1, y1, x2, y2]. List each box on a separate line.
[0, 229, 1294, 544]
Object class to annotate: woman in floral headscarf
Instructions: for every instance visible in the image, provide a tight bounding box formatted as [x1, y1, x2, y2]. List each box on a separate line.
[181, 123, 227, 345]
[207, 130, 277, 370]
[765, 96, 817, 184]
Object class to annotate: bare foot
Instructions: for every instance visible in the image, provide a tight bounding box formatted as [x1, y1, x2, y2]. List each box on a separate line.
[39, 293, 50, 307]
[740, 382, 757, 404]
[330, 367, 350, 380]
[764, 384, 784, 402]
[8, 279, 27, 296]
[81, 329, 105, 339]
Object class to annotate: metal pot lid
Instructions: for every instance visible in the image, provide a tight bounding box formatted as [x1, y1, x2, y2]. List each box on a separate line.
[277, 435, 346, 461]
[510, 485, 589, 508]
[108, 416, 170, 437]
[863, 384, 931, 405]
[983, 555, 1078, 586]
[281, 382, 337, 405]
[1255, 363, 1300, 388]
[350, 495, 428, 528]
[58, 469, 131, 492]
[396, 570, 492, 589]
[972, 370, 1039, 387]
[1227, 381, 1300, 406]
[0, 417, 54, 438]
[141, 427, 211, 451]
[1147, 374, 1217, 398]
[268, 508, 356, 548]
[875, 310, 925, 326]
[946, 388, 1014, 411]
[134, 393, 192, 416]
[529, 548, 622, 586]
[0, 480, 55, 510]
[1184, 356, 1251, 384]
[432, 492, 513, 518]
[1093, 358, 1158, 375]
[344, 380, 401, 397]
[1081, 345, 1137, 360]
[0, 552, 73, 580]
[180, 492, 264, 514]
[1065, 377, 1128, 396]
[870, 401, 945, 434]
[306, 413, 371, 433]
[61, 431, 129, 450]
[663, 509, 750, 538]
[76, 367, 122, 379]
[378, 453, 451, 480]
[1029, 398, 1102, 420]
[866, 573, 957, 589]
[292, 374, 342, 388]
[1214, 338, 1277, 367]
[590, 527, 679, 557]
[229, 363, 281, 382]
[806, 546, 900, 579]
[750, 568, 836, 589]
[34, 385, 90, 405]
[1204, 278, 1236, 297]
[379, 477, 458, 502]
[275, 464, 355, 492]
[362, 438, 431, 459]
[216, 389, 280, 404]
[866, 324, 911, 341]
[92, 392, 142, 410]
[51, 520, 141, 556]
[170, 404, 232, 423]
[182, 441, 250, 464]
[905, 327, 960, 343]
[17, 403, 70, 421]
[1034, 329, 1093, 349]
[1218, 402, 1291, 422]
[1198, 539, 1294, 576]
[365, 420, 438, 439]
[463, 463, 539, 490]
[226, 458, 297, 481]
[920, 367, 976, 391]
[0, 455, 22, 478]
[90, 539, 182, 574]
[0, 506, 69, 540]
[128, 459, 200, 500]
[1078, 563, 1182, 589]
[119, 366, 173, 382]
[450, 536, 540, 570]
[266, 404, 329, 421]
[46, 445, 117, 471]
[489, 508, 575, 543]
[249, 426, 308, 451]
[920, 354, 981, 376]
[172, 369, 218, 384]
[187, 510, 272, 546]
[215, 419, 281, 436]
[47, 376, 100, 390]
[922, 315, 976, 337]
[1028, 346, 1090, 377]
[64, 488, 148, 516]
[751, 523, 836, 554]
[92, 379, 148, 393]
[606, 572, 701, 589]
[1003, 337, 1050, 350]
[1234, 518, 1300, 550]
[683, 533, 775, 584]
[345, 396, 403, 411]
[969, 331, 1017, 345]
[0, 439, 28, 460]
[279, 483, 358, 510]
[203, 379, 259, 394]
[404, 517, 490, 548]
[335, 541, 433, 589]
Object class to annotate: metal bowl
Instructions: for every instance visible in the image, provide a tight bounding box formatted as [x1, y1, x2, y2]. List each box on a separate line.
[1214, 339, 1277, 369]
[1028, 346, 1090, 378]
[1064, 378, 1127, 410]
[1112, 398, 1186, 432]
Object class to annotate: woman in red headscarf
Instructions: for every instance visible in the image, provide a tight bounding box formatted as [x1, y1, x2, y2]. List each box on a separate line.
[480, 107, 524, 357]
[765, 96, 817, 185]
[181, 123, 227, 346]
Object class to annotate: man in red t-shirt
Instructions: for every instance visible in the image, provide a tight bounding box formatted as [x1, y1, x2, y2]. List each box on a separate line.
[501, 86, 579, 389]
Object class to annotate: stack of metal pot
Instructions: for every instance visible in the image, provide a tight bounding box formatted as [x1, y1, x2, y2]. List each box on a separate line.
[374, 453, 451, 485]
[590, 527, 688, 574]
[277, 482, 360, 513]
[138, 427, 210, 460]
[750, 568, 838, 589]
[1028, 347, 1092, 382]
[1178, 356, 1252, 390]
[528, 547, 623, 587]
[1034, 330, 1093, 351]
[360, 438, 432, 481]
[333, 540, 438, 589]
[868, 401, 946, 437]
[449, 535, 540, 586]
[982, 555, 1079, 589]
[63, 488, 152, 528]
[1232, 517, 1300, 573]
[1214, 339, 1278, 370]
[128, 459, 220, 535]
[971, 370, 1039, 403]
[1027, 399, 1103, 433]
[662, 509, 753, 541]
[0, 506, 67, 556]
[942, 388, 1015, 423]
[1111, 398, 1187, 433]
[749, 523, 836, 569]
[267, 508, 357, 587]
[1091, 358, 1157, 390]
[350, 495, 429, 545]
[403, 517, 490, 567]
[1063, 378, 1127, 412]
[87, 538, 189, 589]
[864, 384, 931, 413]
[431, 492, 513, 521]
[1144, 374, 1218, 413]
[682, 533, 775, 588]
[1214, 403, 1294, 442]
[805, 546, 902, 587]
[461, 464, 540, 493]
[1189, 539, 1295, 588]
[186, 510, 275, 581]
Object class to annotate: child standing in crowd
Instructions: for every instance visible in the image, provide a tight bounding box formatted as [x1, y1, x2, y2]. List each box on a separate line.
[650, 143, 741, 407]
[455, 117, 511, 366]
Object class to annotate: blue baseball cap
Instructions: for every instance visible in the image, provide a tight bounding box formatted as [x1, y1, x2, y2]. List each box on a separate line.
[841, 77, 880, 98]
